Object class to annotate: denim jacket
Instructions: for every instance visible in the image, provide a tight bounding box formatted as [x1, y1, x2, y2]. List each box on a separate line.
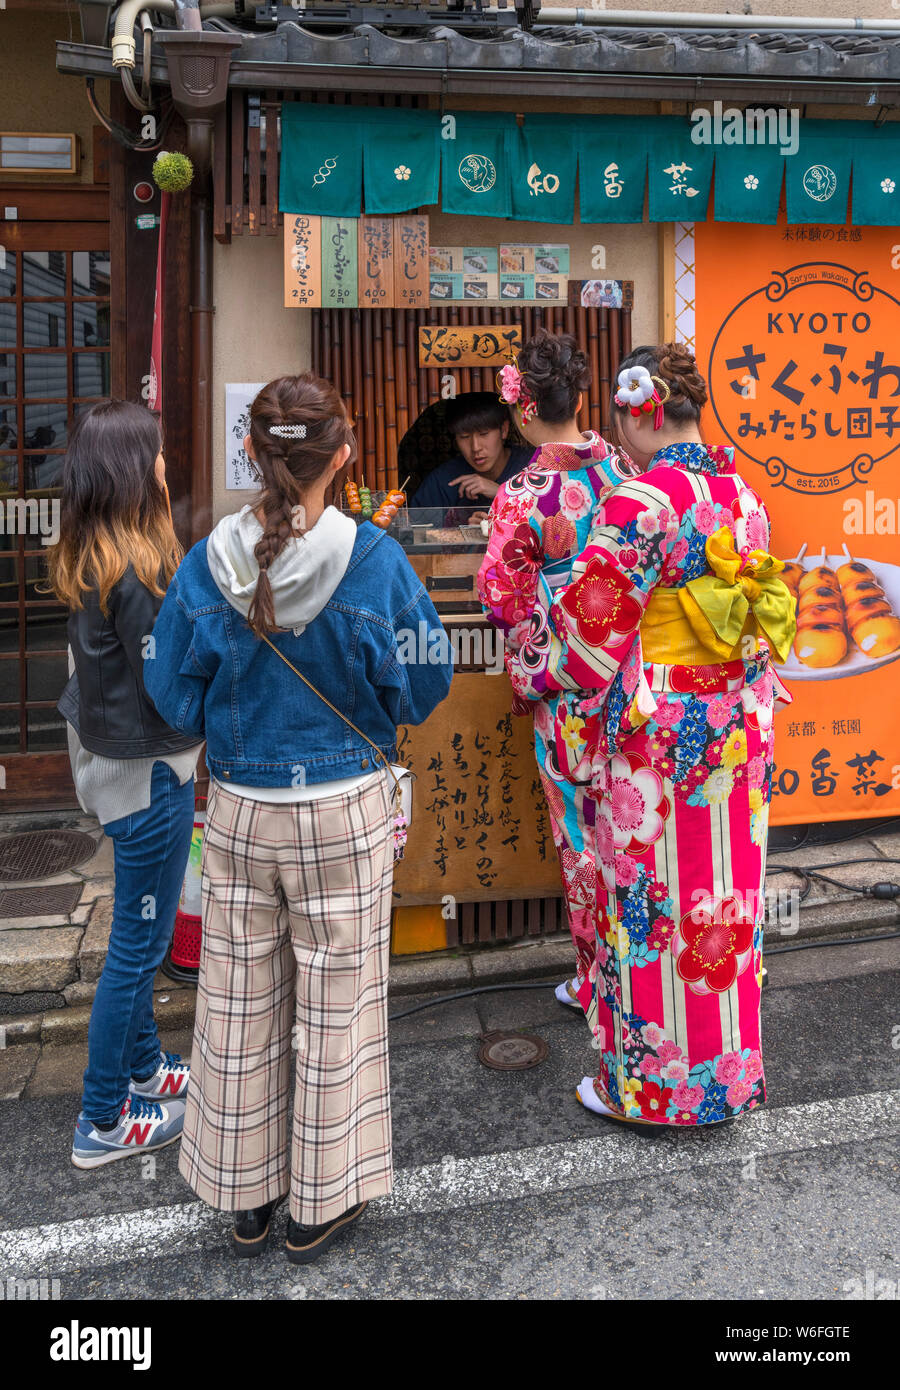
[144, 519, 453, 788]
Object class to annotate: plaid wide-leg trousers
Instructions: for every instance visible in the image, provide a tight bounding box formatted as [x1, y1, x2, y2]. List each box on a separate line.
[178, 772, 395, 1225]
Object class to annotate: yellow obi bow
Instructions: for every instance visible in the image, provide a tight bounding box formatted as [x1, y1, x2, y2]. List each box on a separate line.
[678, 525, 796, 664]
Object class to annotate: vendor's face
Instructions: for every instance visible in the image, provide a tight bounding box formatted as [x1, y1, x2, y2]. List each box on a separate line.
[455, 422, 508, 474]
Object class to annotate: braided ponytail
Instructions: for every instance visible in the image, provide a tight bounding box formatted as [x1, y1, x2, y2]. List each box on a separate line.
[245, 373, 357, 637]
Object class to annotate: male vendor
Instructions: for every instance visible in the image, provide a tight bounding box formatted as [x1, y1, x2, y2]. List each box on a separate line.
[410, 393, 533, 512]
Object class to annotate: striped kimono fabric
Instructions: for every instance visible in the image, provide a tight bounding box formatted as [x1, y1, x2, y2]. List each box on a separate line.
[506, 442, 795, 1125]
[477, 433, 636, 1002]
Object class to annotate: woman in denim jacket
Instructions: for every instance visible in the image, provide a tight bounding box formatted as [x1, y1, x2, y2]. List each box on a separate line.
[145, 373, 451, 1264]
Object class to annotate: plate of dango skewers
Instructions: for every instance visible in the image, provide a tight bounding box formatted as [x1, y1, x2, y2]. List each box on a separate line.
[780, 543, 900, 679]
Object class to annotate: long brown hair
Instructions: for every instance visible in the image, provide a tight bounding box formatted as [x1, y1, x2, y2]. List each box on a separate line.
[246, 373, 357, 637]
[46, 400, 182, 614]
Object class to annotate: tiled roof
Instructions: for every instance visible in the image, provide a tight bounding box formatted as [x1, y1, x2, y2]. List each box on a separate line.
[206, 17, 900, 81]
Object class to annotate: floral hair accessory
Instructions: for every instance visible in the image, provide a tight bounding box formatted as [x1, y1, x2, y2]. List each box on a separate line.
[614, 365, 671, 430]
[270, 423, 307, 439]
[497, 360, 539, 425]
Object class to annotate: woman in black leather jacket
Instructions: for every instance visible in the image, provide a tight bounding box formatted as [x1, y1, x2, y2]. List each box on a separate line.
[47, 401, 203, 1170]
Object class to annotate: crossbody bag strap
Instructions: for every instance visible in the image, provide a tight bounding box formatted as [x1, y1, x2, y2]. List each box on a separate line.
[258, 632, 402, 798]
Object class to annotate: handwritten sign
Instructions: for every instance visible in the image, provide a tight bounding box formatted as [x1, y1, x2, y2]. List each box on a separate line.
[393, 215, 429, 309]
[418, 325, 522, 368]
[358, 216, 395, 308]
[321, 217, 358, 308]
[392, 672, 559, 904]
[283, 215, 322, 307]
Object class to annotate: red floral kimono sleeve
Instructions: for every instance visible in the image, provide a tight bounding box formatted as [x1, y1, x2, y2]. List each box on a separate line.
[476, 481, 545, 642]
[506, 476, 680, 701]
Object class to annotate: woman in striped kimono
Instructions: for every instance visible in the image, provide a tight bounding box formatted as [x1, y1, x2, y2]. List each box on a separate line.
[477, 329, 637, 1016]
[506, 344, 796, 1126]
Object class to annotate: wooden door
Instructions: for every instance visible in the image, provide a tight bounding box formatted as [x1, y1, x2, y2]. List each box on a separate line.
[1, 201, 110, 808]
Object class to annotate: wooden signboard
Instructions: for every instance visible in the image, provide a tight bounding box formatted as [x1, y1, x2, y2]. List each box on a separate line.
[358, 216, 395, 308]
[283, 215, 322, 307]
[321, 216, 358, 308]
[391, 671, 560, 905]
[418, 323, 522, 368]
[393, 214, 429, 310]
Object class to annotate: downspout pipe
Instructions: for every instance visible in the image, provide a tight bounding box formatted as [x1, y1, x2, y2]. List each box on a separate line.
[156, 31, 243, 544]
[173, 0, 203, 30]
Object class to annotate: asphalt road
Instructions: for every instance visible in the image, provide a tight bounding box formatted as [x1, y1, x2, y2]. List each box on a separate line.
[1, 936, 898, 1304]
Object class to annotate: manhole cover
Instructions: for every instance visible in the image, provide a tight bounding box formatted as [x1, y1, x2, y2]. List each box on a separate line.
[478, 1031, 548, 1071]
[0, 882, 82, 919]
[0, 830, 98, 883]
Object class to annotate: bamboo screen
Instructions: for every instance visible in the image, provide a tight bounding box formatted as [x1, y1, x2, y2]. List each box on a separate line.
[310, 303, 633, 491]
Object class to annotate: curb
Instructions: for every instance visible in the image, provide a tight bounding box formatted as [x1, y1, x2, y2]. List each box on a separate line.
[2, 904, 898, 1049]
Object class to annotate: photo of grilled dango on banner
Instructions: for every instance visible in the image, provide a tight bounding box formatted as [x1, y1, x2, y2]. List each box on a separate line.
[781, 543, 900, 679]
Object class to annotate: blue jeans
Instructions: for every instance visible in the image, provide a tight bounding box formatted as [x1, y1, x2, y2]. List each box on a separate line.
[81, 761, 195, 1128]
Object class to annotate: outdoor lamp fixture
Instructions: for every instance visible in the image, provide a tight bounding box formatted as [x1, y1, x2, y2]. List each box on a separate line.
[0, 133, 80, 174]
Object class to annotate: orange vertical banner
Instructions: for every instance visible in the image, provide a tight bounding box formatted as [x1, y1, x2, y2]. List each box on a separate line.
[283, 214, 322, 307]
[695, 216, 900, 824]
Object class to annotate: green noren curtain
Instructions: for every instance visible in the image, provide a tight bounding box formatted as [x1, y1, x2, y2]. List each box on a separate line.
[363, 111, 440, 215]
[510, 114, 577, 225]
[647, 121, 714, 222]
[441, 112, 516, 219]
[713, 143, 785, 225]
[280, 103, 362, 218]
[786, 131, 852, 225]
[278, 106, 900, 228]
[851, 126, 900, 226]
[578, 116, 647, 224]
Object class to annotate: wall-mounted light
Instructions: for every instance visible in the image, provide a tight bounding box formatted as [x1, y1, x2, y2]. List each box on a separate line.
[0, 133, 80, 175]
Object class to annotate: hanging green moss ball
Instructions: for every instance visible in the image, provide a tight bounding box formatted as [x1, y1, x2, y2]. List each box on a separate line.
[153, 151, 194, 193]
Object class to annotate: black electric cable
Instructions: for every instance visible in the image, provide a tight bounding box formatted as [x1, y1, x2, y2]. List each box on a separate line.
[388, 926, 900, 1021]
[388, 979, 554, 1022]
[766, 857, 900, 902]
[85, 77, 174, 152]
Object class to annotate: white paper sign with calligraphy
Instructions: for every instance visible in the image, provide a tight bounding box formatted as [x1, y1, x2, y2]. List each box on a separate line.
[225, 382, 265, 491]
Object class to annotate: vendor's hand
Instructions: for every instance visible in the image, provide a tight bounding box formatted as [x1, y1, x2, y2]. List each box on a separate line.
[469, 510, 489, 523]
[450, 474, 500, 502]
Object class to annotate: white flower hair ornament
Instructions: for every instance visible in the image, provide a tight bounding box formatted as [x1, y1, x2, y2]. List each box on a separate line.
[614, 365, 671, 430]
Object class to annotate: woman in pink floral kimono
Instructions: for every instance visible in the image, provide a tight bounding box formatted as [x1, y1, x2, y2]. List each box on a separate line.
[506, 343, 796, 1127]
[476, 329, 637, 1016]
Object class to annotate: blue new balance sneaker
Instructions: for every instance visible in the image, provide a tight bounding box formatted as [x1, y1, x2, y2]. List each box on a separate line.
[71, 1096, 186, 1170]
[129, 1051, 190, 1102]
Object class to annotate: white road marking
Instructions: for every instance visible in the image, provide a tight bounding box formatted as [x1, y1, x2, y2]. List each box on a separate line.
[2, 1089, 897, 1275]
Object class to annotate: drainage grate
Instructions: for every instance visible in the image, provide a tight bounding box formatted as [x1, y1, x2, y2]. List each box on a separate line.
[0, 830, 98, 883]
[0, 882, 83, 919]
[478, 1031, 548, 1071]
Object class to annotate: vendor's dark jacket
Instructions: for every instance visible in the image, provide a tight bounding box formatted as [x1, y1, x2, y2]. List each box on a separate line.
[58, 566, 199, 758]
[410, 445, 533, 510]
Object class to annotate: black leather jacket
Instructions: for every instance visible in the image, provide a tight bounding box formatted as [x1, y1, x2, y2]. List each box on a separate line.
[58, 566, 200, 758]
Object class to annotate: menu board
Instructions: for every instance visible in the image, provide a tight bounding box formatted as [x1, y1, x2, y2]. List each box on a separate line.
[394, 215, 430, 309]
[358, 216, 395, 308]
[283, 215, 322, 307]
[392, 672, 560, 904]
[429, 245, 499, 303]
[321, 216, 358, 308]
[500, 243, 569, 303]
